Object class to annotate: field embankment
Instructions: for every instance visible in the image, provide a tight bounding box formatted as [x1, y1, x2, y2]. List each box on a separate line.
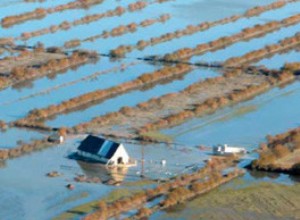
[251, 125, 300, 174]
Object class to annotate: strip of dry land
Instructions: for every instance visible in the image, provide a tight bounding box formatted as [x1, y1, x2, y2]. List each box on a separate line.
[251, 126, 300, 174]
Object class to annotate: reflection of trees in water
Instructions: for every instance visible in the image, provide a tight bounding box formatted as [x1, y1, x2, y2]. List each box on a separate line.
[288, 174, 300, 183]
[0, 159, 6, 168]
[248, 170, 300, 183]
[77, 160, 128, 183]
[12, 80, 33, 90]
[248, 170, 280, 179]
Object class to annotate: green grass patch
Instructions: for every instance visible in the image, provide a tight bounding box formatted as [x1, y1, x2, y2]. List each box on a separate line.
[141, 131, 173, 142]
[159, 182, 300, 220]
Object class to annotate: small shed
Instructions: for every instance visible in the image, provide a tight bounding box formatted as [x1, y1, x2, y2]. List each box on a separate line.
[77, 135, 130, 166]
[48, 133, 64, 144]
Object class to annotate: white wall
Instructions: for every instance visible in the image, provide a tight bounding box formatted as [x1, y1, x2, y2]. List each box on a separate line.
[110, 144, 130, 164]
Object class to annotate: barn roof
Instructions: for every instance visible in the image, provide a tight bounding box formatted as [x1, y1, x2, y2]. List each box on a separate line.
[78, 135, 121, 159]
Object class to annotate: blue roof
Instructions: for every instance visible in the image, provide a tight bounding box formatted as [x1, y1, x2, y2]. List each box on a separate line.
[78, 135, 120, 159]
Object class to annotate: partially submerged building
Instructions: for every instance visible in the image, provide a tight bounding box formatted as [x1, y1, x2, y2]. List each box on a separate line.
[77, 135, 134, 167]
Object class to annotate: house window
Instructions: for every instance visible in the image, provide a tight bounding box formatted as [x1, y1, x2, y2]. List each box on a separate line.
[117, 157, 123, 164]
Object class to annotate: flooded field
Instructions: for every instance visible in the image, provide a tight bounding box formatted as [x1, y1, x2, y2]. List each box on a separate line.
[258, 49, 300, 69]
[191, 22, 300, 63]
[0, 60, 159, 122]
[0, 127, 46, 148]
[0, 0, 299, 219]
[0, 135, 207, 219]
[46, 68, 219, 127]
[162, 80, 300, 150]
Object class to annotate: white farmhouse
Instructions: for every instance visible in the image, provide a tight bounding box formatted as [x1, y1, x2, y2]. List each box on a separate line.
[77, 135, 131, 166]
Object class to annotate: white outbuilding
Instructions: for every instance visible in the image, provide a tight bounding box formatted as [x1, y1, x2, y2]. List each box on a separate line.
[212, 144, 247, 155]
[77, 135, 131, 166]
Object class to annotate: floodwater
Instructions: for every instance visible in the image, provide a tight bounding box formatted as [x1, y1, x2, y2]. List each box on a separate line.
[0, 135, 207, 220]
[163, 80, 300, 151]
[258, 49, 300, 69]
[191, 22, 300, 63]
[0, 60, 159, 122]
[130, 1, 300, 58]
[0, 127, 45, 148]
[0, 138, 113, 220]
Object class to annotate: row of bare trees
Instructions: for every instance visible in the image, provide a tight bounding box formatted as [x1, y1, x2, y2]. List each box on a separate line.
[0, 126, 68, 160]
[10, 51, 93, 80]
[109, 0, 300, 57]
[64, 14, 171, 49]
[163, 14, 300, 62]
[0, 50, 98, 90]
[15, 64, 192, 127]
[0, 48, 44, 89]
[224, 32, 300, 67]
[1, 0, 105, 27]
[0, 138, 53, 160]
[17, 0, 172, 41]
